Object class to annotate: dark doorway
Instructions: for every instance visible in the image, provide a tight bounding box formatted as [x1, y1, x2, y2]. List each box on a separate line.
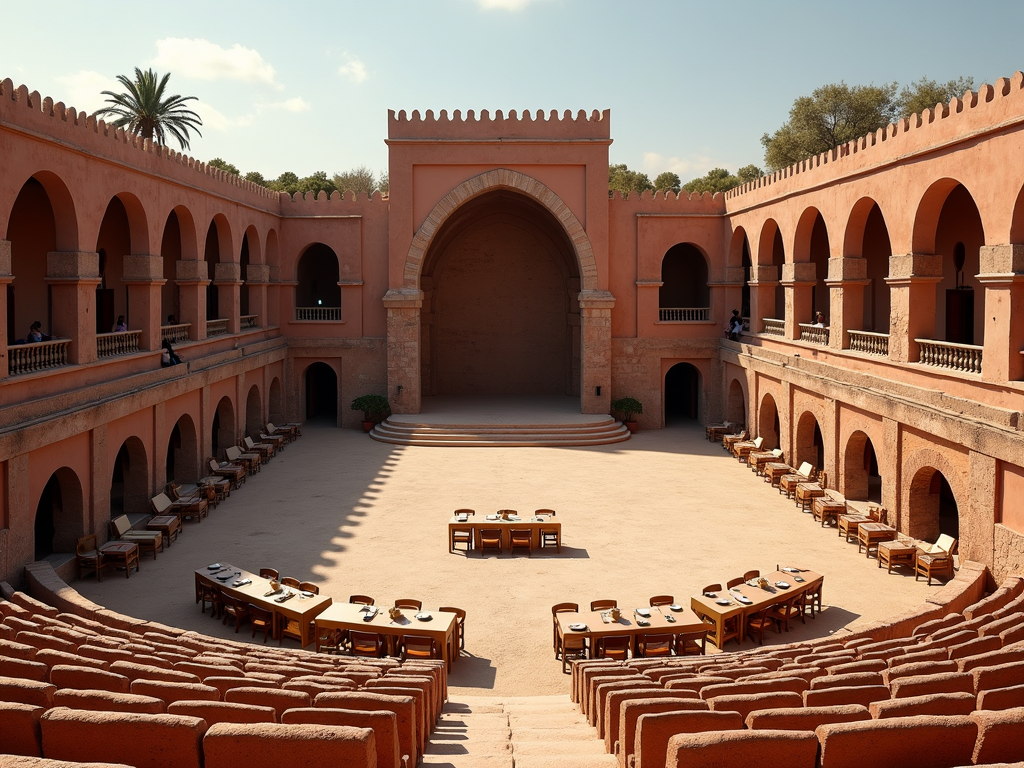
[306, 362, 338, 421]
[34, 474, 61, 560]
[936, 473, 959, 539]
[665, 363, 700, 423]
[110, 442, 128, 518]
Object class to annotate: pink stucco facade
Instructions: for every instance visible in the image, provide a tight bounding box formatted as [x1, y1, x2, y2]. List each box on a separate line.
[1, 77, 1023, 585]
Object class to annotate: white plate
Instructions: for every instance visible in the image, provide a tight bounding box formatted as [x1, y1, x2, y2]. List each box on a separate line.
[207, 563, 221, 570]
[568, 623, 587, 631]
[415, 612, 432, 621]
[775, 581, 791, 589]
[457, 516, 468, 522]
[636, 608, 651, 617]
[715, 599, 732, 606]
[669, 604, 682, 611]
[737, 596, 752, 603]
[301, 591, 314, 598]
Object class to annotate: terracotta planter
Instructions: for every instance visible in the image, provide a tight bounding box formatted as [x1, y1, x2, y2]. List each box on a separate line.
[362, 420, 375, 432]
[624, 420, 638, 433]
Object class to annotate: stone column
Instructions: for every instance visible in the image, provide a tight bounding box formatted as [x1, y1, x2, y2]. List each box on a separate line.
[90, 424, 107, 540]
[746, 265, 778, 334]
[578, 290, 615, 415]
[267, 265, 281, 328]
[977, 244, 1024, 383]
[122, 255, 165, 351]
[46, 251, 100, 364]
[153, 401, 166, 493]
[881, 418, 901, 531]
[384, 288, 423, 414]
[965, 450, 997, 569]
[214, 262, 242, 334]
[0, 240, 11, 379]
[245, 264, 270, 328]
[826, 257, 869, 350]
[176, 260, 209, 341]
[781, 262, 816, 340]
[717, 266, 745, 330]
[885, 253, 942, 363]
[4, 454, 31, 583]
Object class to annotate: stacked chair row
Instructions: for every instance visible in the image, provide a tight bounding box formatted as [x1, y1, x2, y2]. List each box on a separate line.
[0, 586, 444, 768]
[569, 574, 1024, 768]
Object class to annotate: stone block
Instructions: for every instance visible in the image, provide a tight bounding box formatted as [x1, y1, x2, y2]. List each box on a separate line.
[869, 691, 976, 718]
[223, 686, 310, 721]
[0, 701, 44, 756]
[52, 688, 165, 714]
[49, 666, 129, 694]
[745, 704, 871, 731]
[130, 679, 220, 705]
[816, 715, 977, 768]
[313, 691, 417, 767]
[633, 709, 743, 768]
[0, 676, 56, 707]
[971, 707, 1024, 765]
[202, 722, 376, 768]
[666, 729, 819, 768]
[166, 699, 276, 726]
[45, 252, 99, 279]
[281, 707, 401, 768]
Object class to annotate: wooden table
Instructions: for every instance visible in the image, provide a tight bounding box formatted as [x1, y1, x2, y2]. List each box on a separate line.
[554, 604, 705, 659]
[194, 564, 332, 647]
[780, 472, 812, 498]
[748, 451, 782, 474]
[691, 568, 824, 649]
[838, 514, 870, 542]
[878, 540, 917, 573]
[795, 482, 827, 511]
[857, 522, 896, 558]
[315, 602, 459, 670]
[705, 424, 730, 442]
[764, 463, 794, 486]
[100, 541, 140, 578]
[449, 516, 561, 552]
[147, 515, 181, 546]
[812, 497, 846, 527]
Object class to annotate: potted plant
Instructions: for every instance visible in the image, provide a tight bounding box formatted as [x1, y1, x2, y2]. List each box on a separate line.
[611, 397, 642, 433]
[350, 394, 391, 432]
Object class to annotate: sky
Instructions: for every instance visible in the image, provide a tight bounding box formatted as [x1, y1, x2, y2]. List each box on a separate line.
[2, 0, 1022, 185]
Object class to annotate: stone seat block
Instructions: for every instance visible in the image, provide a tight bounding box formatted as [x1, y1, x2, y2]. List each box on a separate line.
[52, 688, 165, 714]
[803, 685, 890, 708]
[130, 679, 220, 705]
[883, 659, 958, 685]
[314, 691, 418, 767]
[948, 636, 1003, 661]
[976, 683, 1024, 711]
[0, 675, 56, 707]
[599, 686, 663, 742]
[203, 676, 277, 696]
[223, 686, 309, 721]
[281, 707, 402, 768]
[0, 638, 40, 661]
[666, 729, 819, 768]
[166, 699, 277, 726]
[810, 672, 884, 690]
[48, 665, 129, 694]
[972, 707, 1024, 765]
[0, 701, 46, 757]
[816, 715, 977, 768]
[107, 661, 199, 684]
[202, 722, 376, 768]
[745, 704, 871, 731]
[973, 662, 1024, 694]
[706, 691, 803, 721]
[889, 671, 974, 698]
[0, 657, 50, 682]
[616, 697, 707, 768]
[699, 677, 808, 700]
[633, 709, 743, 768]
[869, 691, 976, 718]
[958, 647, 1024, 673]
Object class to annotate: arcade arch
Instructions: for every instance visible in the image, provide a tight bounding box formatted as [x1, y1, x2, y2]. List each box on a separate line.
[34, 467, 83, 560]
[659, 243, 710, 315]
[166, 414, 199, 484]
[795, 411, 824, 471]
[908, 466, 960, 543]
[7, 177, 57, 343]
[296, 243, 341, 319]
[757, 219, 786, 320]
[109, 437, 149, 519]
[269, 377, 285, 423]
[843, 430, 882, 503]
[96, 196, 133, 333]
[212, 396, 236, 460]
[726, 379, 746, 426]
[844, 199, 892, 333]
[245, 385, 263, 435]
[664, 363, 701, 423]
[794, 208, 831, 322]
[758, 393, 780, 450]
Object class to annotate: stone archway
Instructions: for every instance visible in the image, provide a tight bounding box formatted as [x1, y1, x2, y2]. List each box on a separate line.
[758, 393, 780, 450]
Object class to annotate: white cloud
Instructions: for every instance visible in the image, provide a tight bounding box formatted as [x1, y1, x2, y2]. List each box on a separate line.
[476, 0, 541, 9]
[194, 100, 254, 132]
[54, 70, 121, 113]
[151, 38, 280, 88]
[257, 97, 311, 114]
[338, 56, 368, 84]
[643, 151, 720, 181]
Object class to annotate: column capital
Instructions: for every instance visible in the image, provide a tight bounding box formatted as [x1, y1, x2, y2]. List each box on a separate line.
[887, 253, 942, 281]
[747, 265, 779, 285]
[0, 239, 10, 276]
[175, 259, 209, 284]
[123, 254, 163, 281]
[383, 288, 423, 309]
[213, 262, 242, 284]
[46, 251, 99, 279]
[827, 256, 867, 282]
[781, 262, 816, 285]
[577, 289, 615, 310]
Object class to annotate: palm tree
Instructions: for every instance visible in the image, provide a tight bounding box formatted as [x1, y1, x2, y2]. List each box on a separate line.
[92, 68, 203, 150]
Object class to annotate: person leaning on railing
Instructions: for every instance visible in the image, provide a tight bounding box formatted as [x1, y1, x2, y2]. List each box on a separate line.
[161, 339, 183, 367]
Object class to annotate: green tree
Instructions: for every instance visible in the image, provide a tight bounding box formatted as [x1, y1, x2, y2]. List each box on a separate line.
[760, 81, 899, 171]
[207, 158, 239, 175]
[92, 68, 203, 150]
[653, 171, 681, 193]
[608, 163, 653, 196]
[682, 168, 738, 194]
[244, 170, 267, 185]
[736, 164, 764, 184]
[333, 165, 379, 195]
[268, 171, 300, 194]
[296, 171, 337, 196]
[898, 76, 975, 119]
[377, 170, 389, 195]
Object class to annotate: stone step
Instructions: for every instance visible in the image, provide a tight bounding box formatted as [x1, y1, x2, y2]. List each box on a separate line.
[424, 741, 512, 756]
[511, 756, 619, 768]
[507, 715, 591, 729]
[421, 756, 515, 768]
[512, 740, 610, 755]
[370, 418, 630, 448]
[511, 728, 602, 742]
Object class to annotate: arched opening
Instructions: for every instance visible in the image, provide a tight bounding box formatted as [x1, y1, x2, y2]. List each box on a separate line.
[245, 385, 262, 436]
[296, 243, 341, 319]
[109, 437, 149, 520]
[269, 377, 285, 423]
[726, 379, 746, 426]
[908, 466, 960, 542]
[34, 468, 83, 560]
[305, 362, 338, 421]
[741, 237, 752, 321]
[659, 243, 710, 318]
[265, 229, 280, 326]
[795, 411, 824, 471]
[846, 199, 892, 333]
[844, 431, 882, 503]
[204, 221, 221, 321]
[421, 190, 580, 396]
[758, 393, 780, 450]
[795, 208, 831, 323]
[7, 178, 56, 344]
[664, 363, 701, 424]
[212, 396, 235, 460]
[166, 414, 199, 483]
[95, 196, 133, 334]
[160, 210, 183, 326]
[239, 231, 251, 317]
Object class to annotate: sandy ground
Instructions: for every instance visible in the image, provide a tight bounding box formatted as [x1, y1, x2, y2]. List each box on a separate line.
[76, 421, 941, 696]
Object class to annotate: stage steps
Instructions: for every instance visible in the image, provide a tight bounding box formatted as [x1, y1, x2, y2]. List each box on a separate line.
[370, 416, 631, 447]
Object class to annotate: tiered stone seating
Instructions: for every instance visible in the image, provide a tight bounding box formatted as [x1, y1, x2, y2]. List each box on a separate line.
[566, 573, 1024, 768]
[0, 575, 446, 768]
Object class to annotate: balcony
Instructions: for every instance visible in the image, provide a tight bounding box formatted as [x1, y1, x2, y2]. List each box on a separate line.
[241, 314, 259, 329]
[849, 330, 889, 357]
[161, 323, 191, 345]
[206, 318, 229, 337]
[916, 339, 983, 375]
[97, 330, 141, 358]
[761, 318, 785, 337]
[799, 324, 830, 346]
[8, 338, 71, 376]
[296, 307, 342, 321]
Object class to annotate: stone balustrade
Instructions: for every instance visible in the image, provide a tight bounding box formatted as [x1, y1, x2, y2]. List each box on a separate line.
[296, 306, 342, 321]
[799, 323, 830, 346]
[658, 307, 710, 322]
[8, 338, 71, 376]
[161, 324, 191, 344]
[849, 330, 890, 357]
[761, 318, 785, 337]
[742, 316, 750, 332]
[916, 338, 983, 375]
[206, 318, 229, 337]
[241, 314, 259, 329]
[96, 330, 141, 358]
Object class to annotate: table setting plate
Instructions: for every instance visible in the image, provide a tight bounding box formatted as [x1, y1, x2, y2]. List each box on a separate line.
[207, 563, 222, 570]
[568, 623, 587, 631]
[775, 581, 791, 589]
[669, 604, 682, 611]
[715, 598, 732, 606]
[415, 612, 432, 621]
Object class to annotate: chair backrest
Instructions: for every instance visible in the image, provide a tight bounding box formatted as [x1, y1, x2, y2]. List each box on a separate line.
[281, 577, 300, 588]
[921, 534, 958, 556]
[403, 635, 436, 654]
[649, 595, 674, 607]
[248, 603, 273, 622]
[602, 635, 630, 651]
[209, 459, 223, 474]
[771, 448, 783, 458]
[702, 584, 722, 594]
[225, 446, 242, 462]
[535, 509, 556, 517]
[590, 599, 617, 611]
[796, 462, 814, 477]
[510, 529, 531, 542]
[394, 599, 422, 611]
[76, 534, 97, 556]
[349, 595, 374, 605]
[726, 577, 744, 589]
[164, 483, 181, 501]
[259, 568, 279, 580]
[819, 471, 829, 488]
[552, 602, 579, 614]
[453, 508, 475, 516]
[752, 436, 764, 449]
[439, 606, 466, 622]
[243, 437, 257, 450]
[743, 570, 760, 581]
[110, 515, 132, 538]
[150, 493, 172, 514]
[299, 582, 319, 594]
[266, 422, 277, 432]
[480, 528, 501, 542]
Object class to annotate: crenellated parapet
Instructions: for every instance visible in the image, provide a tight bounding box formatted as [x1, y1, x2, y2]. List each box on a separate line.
[726, 71, 1024, 203]
[388, 108, 610, 140]
[280, 188, 389, 214]
[609, 187, 727, 214]
[0, 77, 280, 205]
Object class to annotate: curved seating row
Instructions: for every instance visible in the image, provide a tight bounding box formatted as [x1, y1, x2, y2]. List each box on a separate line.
[569, 572, 1024, 768]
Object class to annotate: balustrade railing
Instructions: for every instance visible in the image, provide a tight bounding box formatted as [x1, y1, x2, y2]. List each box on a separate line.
[741, 316, 750, 332]
[241, 314, 258, 329]
[206, 318, 229, 337]
[296, 307, 342, 321]
[799, 323, 830, 346]
[849, 330, 889, 357]
[658, 307, 710, 322]
[8, 338, 71, 376]
[161, 324, 190, 344]
[761, 318, 785, 337]
[916, 338, 983, 375]
[96, 330, 141, 358]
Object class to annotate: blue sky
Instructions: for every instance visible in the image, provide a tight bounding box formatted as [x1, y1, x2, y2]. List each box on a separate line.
[2, 0, 1021, 184]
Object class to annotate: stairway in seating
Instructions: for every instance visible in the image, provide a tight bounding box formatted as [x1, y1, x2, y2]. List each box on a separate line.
[423, 695, 617, 768]
[370, 417, 631, 447]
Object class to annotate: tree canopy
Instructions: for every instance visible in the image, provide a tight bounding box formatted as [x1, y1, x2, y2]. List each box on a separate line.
[898, 76, 976, 120]
[92, 68, 202, 150]
[207, 158, 239, 175]
[608, 163, 653, 196]
[653, 171, 681, 193]
[682, 165, 763, 195]
[332, 165, 388, 196]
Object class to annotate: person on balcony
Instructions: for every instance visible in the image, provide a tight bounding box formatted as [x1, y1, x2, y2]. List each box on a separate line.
[161, 338, 183, 367]
[27, 321, 50, 343]
[729, 309, 743, 341]
[166, 314, 178, 325]
[114, 315, 127, 332]
[812, 311, 825, 328]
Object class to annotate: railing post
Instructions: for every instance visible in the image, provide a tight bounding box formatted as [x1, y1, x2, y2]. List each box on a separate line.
[781, 262, 816, 340]
[46, 251, 101, 364]
[885, 253, 942, 363]
[977, 244, 1024, 382]
[214, 262, 242, 335]
[826, 257, 869, 350]
[176, 260, 209, 341]
[123, 254, 165, 351]
[246, 263, 271, 330]
[0, 239, 11, 380]
[746, 266, 778, 334]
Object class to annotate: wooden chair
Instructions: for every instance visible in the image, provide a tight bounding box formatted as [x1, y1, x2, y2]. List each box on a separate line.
[596, 635, 630, 660]
[76, 535, 107, 582]
[534, 509, 556, 517]
[394, 598, 422, 611]
[157, 487, 208, 524]
[439, 606, 466, 651]
[259, 568, 279, 580]
[197, 581, 222, 618]
[795, 471, 829, 511]
[802, 578, 824, 619]
[721, 429, 747, 451]
[702, 584, 723, 594]
[281, 577, 300, 589]
[225, 445, 260, 474]
[779, 462, 815, 497]
[257, 429, 286, 452]
[561, 632, 588, 674]
[299, 582, 319, 595]
[743, 570, 760, 581]
[673, 628, 708, 656]
[207, 457, 245, 489]
[349, 594, 374, 605]
[839, 504, 883, 542]
[266, 422, 298, 442]
[649, 595, 674, 607]
[316, 627, 346, 655]
[108, 514, 162, 560]
[770, 593, 804, 632]
[726, 577, 744, 589]
[637, 633, 673, 657]
[197, 476, 231, 506]
[450, 509, 475, 553]
[401, 635, 438, 660]
[732, 435, 764, 461]
[539, 525, 560, 553]
[552, 602, 579, 658]
[509, 528, 532, 556]
[349, 630, 384, 658]
[915, 534, 958, 585]
[479, 528, 502, 555]
[248, 603, 273, 643]
[745, 605, 775, 645]
[496, 509, 518, 518]
[590, 599, 617, 611]
[242, 435, 275, 461]
[220, 593, 250, 633]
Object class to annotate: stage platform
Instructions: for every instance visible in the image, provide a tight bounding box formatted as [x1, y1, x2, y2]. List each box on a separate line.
[370, 395, 631, 447]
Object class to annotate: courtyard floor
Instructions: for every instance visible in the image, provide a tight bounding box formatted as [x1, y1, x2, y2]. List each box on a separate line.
[76, 421, 942, 696]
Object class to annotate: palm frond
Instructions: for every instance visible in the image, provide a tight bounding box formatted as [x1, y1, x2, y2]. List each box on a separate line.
[90, 67, 203, 150]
